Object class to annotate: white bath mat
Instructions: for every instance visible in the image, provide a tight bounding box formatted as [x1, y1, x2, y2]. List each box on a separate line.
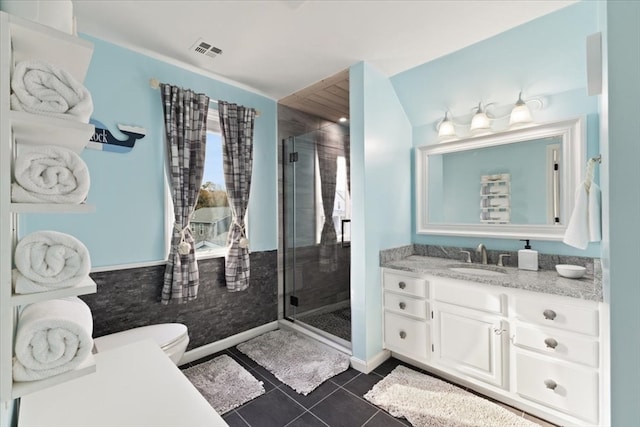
[182, 354, 264, 414]
[236, 329, 350, 395]
[365, 365, 539, 427]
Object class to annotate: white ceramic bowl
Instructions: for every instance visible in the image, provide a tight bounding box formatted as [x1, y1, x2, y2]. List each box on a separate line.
[555, 264, 586, 279]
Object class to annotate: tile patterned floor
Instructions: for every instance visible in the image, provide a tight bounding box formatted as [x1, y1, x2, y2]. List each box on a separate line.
[296, 307, 351, 342]
[182, 348, 557, 427]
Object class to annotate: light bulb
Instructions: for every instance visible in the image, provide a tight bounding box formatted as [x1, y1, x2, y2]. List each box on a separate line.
[509, 92, 533, 126]
[470, 103, 491, 132]
[437, 112, 456, 138]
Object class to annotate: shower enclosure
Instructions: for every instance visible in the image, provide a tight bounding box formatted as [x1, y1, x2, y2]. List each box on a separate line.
[283, 122, 351, 345]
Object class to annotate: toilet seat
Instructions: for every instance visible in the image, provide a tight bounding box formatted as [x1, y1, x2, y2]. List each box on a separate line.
[94, 323, 188, 356]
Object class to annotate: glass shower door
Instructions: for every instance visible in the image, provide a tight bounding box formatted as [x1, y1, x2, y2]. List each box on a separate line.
[283, 123, 351, 344]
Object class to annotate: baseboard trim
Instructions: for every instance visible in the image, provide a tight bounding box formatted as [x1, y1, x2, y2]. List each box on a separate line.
[350, 349, 391, 374]
[179, 321, 279, 365]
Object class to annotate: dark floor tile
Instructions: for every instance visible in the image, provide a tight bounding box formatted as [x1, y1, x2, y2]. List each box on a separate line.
[180, 350, 227, 370]
[371, 357, 411, 377]
[222, 410, 250, 427]
[285, 411, 329, 427]
[281, 379, 339, 409]
[310, 388, 377, 427]
[228, 347, 260, 369]
[251, 364, 283, 388]
[362, 410, 408, 427]
[236, 389, 305, 427]
[328, 367, 360, 386]
[251, 368, 279, 393]
[342, 373, 383, 397]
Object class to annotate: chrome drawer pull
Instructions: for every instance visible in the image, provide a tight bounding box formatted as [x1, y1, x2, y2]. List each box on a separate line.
[399, 302, 406, 310]
[399, 331, 407, 339]
[544, 337, 559, 349]
[543, 309, 557, 320]
[398, 281, 406, 290]
[544, 379, 558, 391]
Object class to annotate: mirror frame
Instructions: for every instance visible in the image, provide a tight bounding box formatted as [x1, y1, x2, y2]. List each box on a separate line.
[415, 117, 585, 241]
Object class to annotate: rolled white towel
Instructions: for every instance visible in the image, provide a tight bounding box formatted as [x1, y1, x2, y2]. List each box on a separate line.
[12, 145, 90, 204]
[13, 231, 91, 294]
[13, 297, 93, 382]
[10, 60, 93, 123]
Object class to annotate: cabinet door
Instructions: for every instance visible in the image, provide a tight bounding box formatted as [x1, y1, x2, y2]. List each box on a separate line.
[515, 351, 598, 423]
[433, 302, 506, 388]
[384, 311, 430, 361]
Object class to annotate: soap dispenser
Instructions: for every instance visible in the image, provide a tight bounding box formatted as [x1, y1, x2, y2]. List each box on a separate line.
[518, 239, 538, 271]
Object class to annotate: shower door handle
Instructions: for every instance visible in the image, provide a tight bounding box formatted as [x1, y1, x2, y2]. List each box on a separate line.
[341, 219, 351, 248]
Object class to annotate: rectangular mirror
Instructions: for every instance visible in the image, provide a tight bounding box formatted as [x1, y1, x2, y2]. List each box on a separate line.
[416, 117, 585, 240]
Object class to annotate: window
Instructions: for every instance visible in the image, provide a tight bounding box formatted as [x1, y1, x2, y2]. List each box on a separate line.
[192, 112, 230, 258]
[316, 155, 351, 244]
[165, 111, 230, 259]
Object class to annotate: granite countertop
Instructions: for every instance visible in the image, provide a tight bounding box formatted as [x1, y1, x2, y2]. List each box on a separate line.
[381, 255, 603, 302]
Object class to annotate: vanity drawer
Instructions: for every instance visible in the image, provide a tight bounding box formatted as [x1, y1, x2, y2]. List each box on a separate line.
[384, 312, 429, 361]
[383, 271, 428, 298]
[384, 292, 428, 319]
[515, 352, 598, 423]
[432, 278, 504, 315]
[513, 324, 599, 367]
[513, 296, 599, 336]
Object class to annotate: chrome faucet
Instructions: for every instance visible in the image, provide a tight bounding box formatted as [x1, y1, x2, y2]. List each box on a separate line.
[476, 244, 488, 264]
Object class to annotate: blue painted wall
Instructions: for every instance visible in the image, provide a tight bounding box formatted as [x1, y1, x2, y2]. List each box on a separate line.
[606, 1, 640, 425]
[350, 62, 412, 362]
[19, 36, 277, 267]
[390, 1, 601, 257]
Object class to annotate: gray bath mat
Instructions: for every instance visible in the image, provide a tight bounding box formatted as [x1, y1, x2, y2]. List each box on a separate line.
[236, 329, 350, 395]
[182, 354, 265, 414]
[365, 366, 539, 427]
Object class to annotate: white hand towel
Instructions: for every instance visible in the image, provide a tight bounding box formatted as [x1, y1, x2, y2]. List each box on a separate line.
[13, 230, 91, 294]
[13, 297, 93, 382]
[563, 182, 602, 250]
[10, 60, 93, 122]
[588, 182, 602, 242]
[11, 145, 90, 204]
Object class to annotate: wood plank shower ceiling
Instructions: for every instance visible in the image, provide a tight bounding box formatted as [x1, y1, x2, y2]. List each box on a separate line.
[278, 69, 349, 123]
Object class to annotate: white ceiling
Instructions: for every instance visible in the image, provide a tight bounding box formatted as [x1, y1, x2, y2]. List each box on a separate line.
[73, 0, 576, 100]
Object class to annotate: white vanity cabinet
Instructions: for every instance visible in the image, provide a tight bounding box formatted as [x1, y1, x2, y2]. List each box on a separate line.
[431, 277, 508, 388]
[381, 267, 604, 426]
[382, 270, 430, 362]
[511, 293, 601, 424]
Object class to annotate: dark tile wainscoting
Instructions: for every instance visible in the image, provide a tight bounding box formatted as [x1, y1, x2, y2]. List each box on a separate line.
[80, 250, 278, 350]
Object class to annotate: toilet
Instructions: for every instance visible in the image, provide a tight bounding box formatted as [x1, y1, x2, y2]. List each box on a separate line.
[93, 323, 189, 365]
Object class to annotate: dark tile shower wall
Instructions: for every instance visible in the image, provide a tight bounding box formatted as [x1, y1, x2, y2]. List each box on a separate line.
[286, 244, 351, 314]
[80, 250, 278, 350]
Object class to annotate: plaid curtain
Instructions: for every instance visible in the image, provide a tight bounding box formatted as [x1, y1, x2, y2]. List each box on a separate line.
[219, 101, 256, 292]
[317, 135, 338, 272]
[160, 84, 209, 304]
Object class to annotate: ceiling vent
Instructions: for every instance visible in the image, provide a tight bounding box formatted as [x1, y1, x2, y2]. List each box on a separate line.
[190, 38, 223, 59]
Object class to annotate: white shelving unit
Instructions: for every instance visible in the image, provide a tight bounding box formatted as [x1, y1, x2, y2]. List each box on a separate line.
[480, 173, 511, 224]
[0, 11, 96, 405]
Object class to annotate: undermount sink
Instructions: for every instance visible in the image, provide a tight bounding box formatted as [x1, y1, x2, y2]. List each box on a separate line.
[448, 265, 507, 277]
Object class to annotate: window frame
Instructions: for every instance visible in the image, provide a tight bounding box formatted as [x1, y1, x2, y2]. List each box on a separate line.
[164, 109, 230, 261]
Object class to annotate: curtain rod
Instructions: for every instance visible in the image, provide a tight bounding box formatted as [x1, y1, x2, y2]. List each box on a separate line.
[149, 78, 260, 117]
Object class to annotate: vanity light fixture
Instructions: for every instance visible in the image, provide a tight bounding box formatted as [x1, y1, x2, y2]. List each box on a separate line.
[509, 91, 533, 126]
[437, 112, 456, 138]
[470, 102, 491, 132]
[436, 92, 542, 140]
